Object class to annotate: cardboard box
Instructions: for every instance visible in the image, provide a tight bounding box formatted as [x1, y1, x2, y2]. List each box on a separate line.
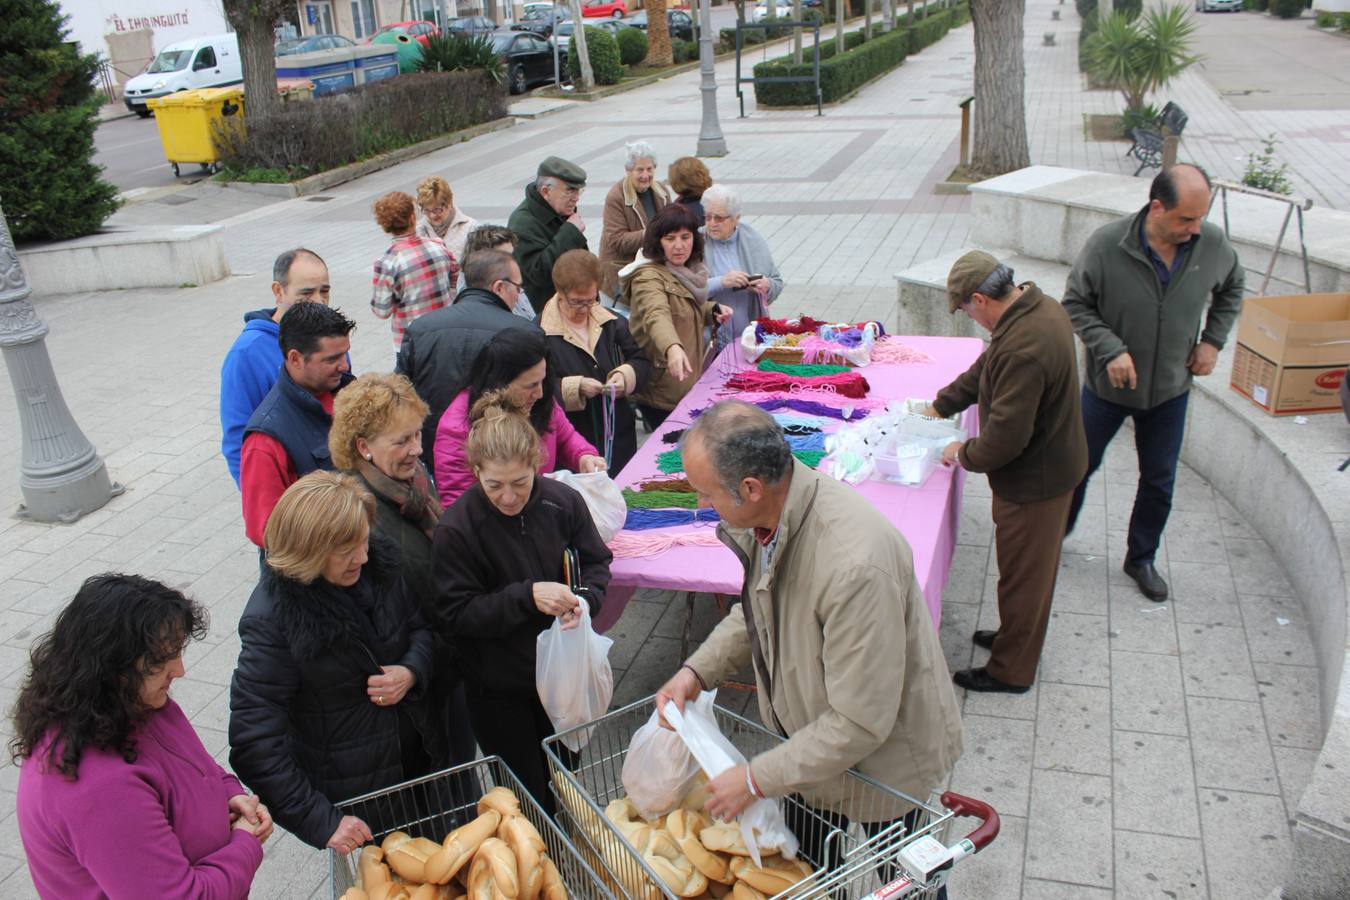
[1230, 292, 1350, 416]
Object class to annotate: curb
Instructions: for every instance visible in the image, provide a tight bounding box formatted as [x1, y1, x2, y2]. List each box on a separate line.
[218, 116, 518, 199]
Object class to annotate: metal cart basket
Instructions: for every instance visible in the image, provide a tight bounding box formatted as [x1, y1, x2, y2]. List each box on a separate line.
[330, 755, 616, 899]
[544, 697, 998, 899]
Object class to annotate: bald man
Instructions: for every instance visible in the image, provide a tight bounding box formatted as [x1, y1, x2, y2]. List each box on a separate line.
[1062, 164, 1245, 602]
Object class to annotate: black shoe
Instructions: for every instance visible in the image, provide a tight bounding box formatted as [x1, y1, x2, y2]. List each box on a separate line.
[972, 629, 998, 650]
[1123, 560, 1169, 602]
[952, 666, 1030, 694]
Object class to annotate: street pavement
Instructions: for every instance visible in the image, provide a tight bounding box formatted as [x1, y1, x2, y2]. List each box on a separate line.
[1, 2, 1335, 896]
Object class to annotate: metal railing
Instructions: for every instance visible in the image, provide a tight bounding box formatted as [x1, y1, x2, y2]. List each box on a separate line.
[734, 20, 824, 117]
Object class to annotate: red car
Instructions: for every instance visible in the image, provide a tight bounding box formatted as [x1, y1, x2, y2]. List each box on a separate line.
[367, 20, 440, 47]
[581, 0, 628, 18]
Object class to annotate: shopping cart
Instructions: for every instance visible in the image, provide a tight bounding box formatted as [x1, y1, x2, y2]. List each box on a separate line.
[543, 697, 998, 899]
[329, 755, 616, 899]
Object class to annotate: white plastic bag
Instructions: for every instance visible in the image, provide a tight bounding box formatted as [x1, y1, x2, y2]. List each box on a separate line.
[536, 599, 614, 752]
[621, 705, 704, 820]
[545, 470, 627, 543]
[663, 695, 799, 866]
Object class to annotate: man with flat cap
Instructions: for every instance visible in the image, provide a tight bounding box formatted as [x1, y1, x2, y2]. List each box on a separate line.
[509, 156, 589, 315]
[922, 252, 1087, 693]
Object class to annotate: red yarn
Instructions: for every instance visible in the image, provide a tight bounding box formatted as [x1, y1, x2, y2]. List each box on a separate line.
[724, 370, 872, 398]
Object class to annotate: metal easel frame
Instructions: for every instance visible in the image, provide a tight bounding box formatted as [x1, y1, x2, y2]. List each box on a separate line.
[1207, 180, 1314, 295]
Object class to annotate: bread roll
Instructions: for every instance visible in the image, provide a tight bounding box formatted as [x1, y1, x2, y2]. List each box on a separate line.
[468, 837, 520, 899]
[730, 855, 815, 895]
[638, 827, 708, 898]
[699, 822, 752, 857]
[339, 889, 370, 900]
[731, 883, 766, 900]
[500, 814, 546, 900]
[707, 880, 732, 898]
[384, 831, 447, 884]
[360, 845, 392, 891]
[370, 885, 413, 900]
[426, 810, 502, 884]
[540, 856, 568, 900]
[551, 772, 604, 842]
[680, 776, 710, 813]
[479, 787, 522, 821]
[666, 809, 733, 885]
[409, 884, 460, 900]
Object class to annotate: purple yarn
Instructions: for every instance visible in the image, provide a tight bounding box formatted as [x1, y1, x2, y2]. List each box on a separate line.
[689, 399, 869, 420]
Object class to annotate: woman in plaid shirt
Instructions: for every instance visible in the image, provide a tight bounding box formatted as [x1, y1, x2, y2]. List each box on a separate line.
[371, 192, 459, 350]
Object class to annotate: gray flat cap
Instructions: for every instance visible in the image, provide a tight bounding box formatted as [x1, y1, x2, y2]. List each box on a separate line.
[537, 156, 587, 187]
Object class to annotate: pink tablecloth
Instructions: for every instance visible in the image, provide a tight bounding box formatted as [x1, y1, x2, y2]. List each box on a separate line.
[599, 335, 984, 630]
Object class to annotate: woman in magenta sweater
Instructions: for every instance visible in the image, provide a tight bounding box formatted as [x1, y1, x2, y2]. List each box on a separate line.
[14, 574, 271, 899]
[434, 327, 605, 506]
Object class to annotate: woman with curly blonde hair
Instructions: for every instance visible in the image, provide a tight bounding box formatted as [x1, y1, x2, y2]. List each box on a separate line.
[371, 190, 459, 351]
[415, 176, 478, 263]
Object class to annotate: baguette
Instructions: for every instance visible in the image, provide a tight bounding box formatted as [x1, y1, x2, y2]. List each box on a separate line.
[360, 845, 393, 891]
[479, 787, 522, 821]
[666, 809, 733, 885]
[409, 884, 461, 900]
[500, 814, 546, 900]
[730, 855, 815, 895]
[369, 885, 413, 900]
[426, 810, 503, 884]
[339, 890, 370, 900]
[468, 836, 520, 899]
[731, 883, 766, 900]
[698, 822, 752, 857]
[383, 831, 447, 884]
[539, 856, 568, 900]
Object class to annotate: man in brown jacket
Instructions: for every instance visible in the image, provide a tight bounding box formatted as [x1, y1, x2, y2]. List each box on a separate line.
[656, 402, 963, 856]
[926, 251, 1088, 693]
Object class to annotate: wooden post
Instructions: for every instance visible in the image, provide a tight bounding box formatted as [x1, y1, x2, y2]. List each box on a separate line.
[959, 96, 974, 168]
[1162, 135, 1179, 171]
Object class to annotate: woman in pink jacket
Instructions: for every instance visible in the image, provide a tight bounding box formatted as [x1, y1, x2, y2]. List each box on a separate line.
[15, 574, 272, 899]
[434, 328, 605, 506]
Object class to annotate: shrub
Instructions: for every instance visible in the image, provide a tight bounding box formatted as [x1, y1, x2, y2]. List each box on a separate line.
[616, 26, 648, 65]
[217, 71, 507, 180]
[1084, 4, 1198, 115]
[1242, 0, 1268, 9]
[1269, 0, 1303, 16]
[416, 33, 505, 84]
[672, 39, 699, 63]
[1314, 11, 1335, 26]
[1242, 133, 1293, 195]
[568, 27, 623, 85]
[0, 0, 119, 241]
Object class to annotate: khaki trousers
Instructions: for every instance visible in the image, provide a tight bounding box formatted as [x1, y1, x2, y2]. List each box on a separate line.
[984, 489, 1074, 687]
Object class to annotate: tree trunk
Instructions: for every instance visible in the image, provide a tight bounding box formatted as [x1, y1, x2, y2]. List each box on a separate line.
[568, 0, 594, 88]
[906, 0, 914, 24]
[865, 0, 873, 39]
[969, 0, 1031, 177]
[793, 0, 803, 63]
[645, 0, 674, 64]
[222, 0, 286, 123]
[881, 0, 892, 32]
[835, 0, 845, 46]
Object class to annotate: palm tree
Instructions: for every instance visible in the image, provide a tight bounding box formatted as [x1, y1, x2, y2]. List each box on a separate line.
[645, 0, 673, 65]
[1085, 3, 1198, 116]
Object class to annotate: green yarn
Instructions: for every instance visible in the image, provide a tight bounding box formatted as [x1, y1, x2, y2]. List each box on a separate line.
[623, 489, 700, 509]
[655, 447, 827, 473]
[756, 359, 851, 377]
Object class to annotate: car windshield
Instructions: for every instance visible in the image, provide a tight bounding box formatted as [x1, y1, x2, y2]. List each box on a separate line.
[490, 33, 515, 50]
[381, 25, 409, 34]
[146, 48, 192, 73]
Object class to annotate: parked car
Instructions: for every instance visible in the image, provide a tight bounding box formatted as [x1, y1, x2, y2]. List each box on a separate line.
[367, 20, 440, 47]
[123, 32, 241, 117]
[446, 16, 498, 36]
[626, 8, 694, 41]
[751, 0, 794, 22]
[581, 0, 628, 17]
[513, 4, 571, 37]
[591, 18, 634, 36]
[275, 34, 356, 55]
[1195, 0, 1242, 9]
[491, 30, 563, 94]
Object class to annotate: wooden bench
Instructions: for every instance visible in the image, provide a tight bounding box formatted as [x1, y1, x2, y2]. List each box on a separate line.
[1125, 101, 1188, 176]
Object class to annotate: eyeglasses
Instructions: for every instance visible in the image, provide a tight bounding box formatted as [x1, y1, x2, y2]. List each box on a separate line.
[497, 278, 523, 291]
[705, 213, 734, 224]
[562, 295, 599, 310]
[425, 205, 449, 216]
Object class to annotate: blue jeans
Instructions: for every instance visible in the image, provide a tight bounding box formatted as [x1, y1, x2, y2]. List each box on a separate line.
[1065, 387, 1189, 565]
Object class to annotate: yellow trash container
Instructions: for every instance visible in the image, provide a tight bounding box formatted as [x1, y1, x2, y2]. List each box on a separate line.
[147, 86, 246, 176]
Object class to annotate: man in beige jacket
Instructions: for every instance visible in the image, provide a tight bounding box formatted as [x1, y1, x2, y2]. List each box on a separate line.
[656, 401, 963, 860]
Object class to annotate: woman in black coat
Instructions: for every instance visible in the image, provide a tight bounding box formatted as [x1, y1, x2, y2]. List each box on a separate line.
[431, 390, 612, 813]
[229, 471, 446, 854]
[540, 249, 651, 473]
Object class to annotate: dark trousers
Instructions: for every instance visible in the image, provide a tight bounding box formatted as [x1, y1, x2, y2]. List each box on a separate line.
[786, 799, 948, 899]
[1065, 387, 1189, 565]
[986, 490, 1074, 687]
[465, 686, 578, 817]
[637, 403, 671, 431]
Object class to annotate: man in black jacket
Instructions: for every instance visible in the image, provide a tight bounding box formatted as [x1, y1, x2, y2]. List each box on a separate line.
[396, 249, 541, 467]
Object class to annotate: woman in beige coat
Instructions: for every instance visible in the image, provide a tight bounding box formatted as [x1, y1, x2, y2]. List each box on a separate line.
[598, 140, 671, 299]
[621, 204, 730, 429]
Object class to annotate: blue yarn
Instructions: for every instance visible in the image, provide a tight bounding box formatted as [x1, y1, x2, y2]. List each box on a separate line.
[623, 508, 722, 530]
[787, 432, 827, 452]
[771, 413, 823, 433]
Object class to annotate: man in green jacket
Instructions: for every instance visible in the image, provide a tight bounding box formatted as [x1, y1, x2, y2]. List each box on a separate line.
[925, 252, 1087, 693]
[507, 156, 589, 315]
[1063, 164, 1245, 602]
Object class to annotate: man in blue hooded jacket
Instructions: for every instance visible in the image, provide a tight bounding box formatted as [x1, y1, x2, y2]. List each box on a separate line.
[219, 249, 332, 486]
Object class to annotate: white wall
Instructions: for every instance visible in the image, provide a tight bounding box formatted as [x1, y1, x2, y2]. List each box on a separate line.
[61, 0, 229, 59]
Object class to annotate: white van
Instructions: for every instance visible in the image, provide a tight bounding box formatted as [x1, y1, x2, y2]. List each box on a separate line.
[123, 33, 243, 117]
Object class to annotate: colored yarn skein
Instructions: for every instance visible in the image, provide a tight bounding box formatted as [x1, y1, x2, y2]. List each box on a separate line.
[724, 370, 871, 399]
[623, 489, 700, 509]
[756, 359, 851, 377]
[608, 530, 725, 559]
[623, 508, 721, 530]
[637, 476, 696, 493]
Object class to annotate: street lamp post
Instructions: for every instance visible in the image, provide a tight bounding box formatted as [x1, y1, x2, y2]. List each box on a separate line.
[695, 0, 728, 157]
[0, 203, 121, 523]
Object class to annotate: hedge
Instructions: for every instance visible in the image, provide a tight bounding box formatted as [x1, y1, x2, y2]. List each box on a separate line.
[753, 1, 969, 106]
[568, 27, 624, 84]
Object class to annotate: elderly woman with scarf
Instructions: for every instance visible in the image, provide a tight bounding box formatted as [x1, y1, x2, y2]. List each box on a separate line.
[599, 140, 671, 300]
[415, 175, 478, 264]
[621, 203, 732, 429]
[328, 373, 476, 774]
[702, 184, 784, 351]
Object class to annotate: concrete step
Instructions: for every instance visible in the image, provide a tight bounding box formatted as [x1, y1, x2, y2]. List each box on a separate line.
[893, 248, 1073, 340]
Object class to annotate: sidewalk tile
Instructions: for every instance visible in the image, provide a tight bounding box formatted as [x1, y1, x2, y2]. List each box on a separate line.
[1050, 553, 1108, 616]
[1197, 789, 1290, 900]
[1271, 746, 1318, 822]
[947, 714, 1034, 819]
[1114, 831, 1208, 900]
[1107, 586, 1178, 655]
[1021, 879, 1113, 899]
[1113, 731, 1201, 838]
[1239, 593, 1316, 666]
[1168, 560, 1242, 626]
[1224, 538, 1295, 596]
[1187, 696, 1279, 794]
[1034, 682, 1111, 776]
[1111, 650, 1188, 736]
[1038, 611, 1110, 688]
[944, 813, 1025, 900]
[1254, 662, 1322, 750]
[1025, 769, 1113, 888]
[1178, 623, 1259, 701]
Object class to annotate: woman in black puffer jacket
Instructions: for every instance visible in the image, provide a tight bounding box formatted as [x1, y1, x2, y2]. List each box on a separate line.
[228, 471, 446, 854]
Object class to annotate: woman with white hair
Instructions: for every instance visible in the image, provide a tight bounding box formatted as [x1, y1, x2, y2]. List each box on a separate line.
[599, 140, 670, 299]
[702, 184, 785, 349]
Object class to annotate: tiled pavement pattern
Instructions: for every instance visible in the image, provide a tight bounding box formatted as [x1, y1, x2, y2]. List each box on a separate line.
[0, 2, 1334, 896]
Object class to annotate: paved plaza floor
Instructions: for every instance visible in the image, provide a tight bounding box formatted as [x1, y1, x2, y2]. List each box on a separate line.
[0, 3, 1339, 896]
